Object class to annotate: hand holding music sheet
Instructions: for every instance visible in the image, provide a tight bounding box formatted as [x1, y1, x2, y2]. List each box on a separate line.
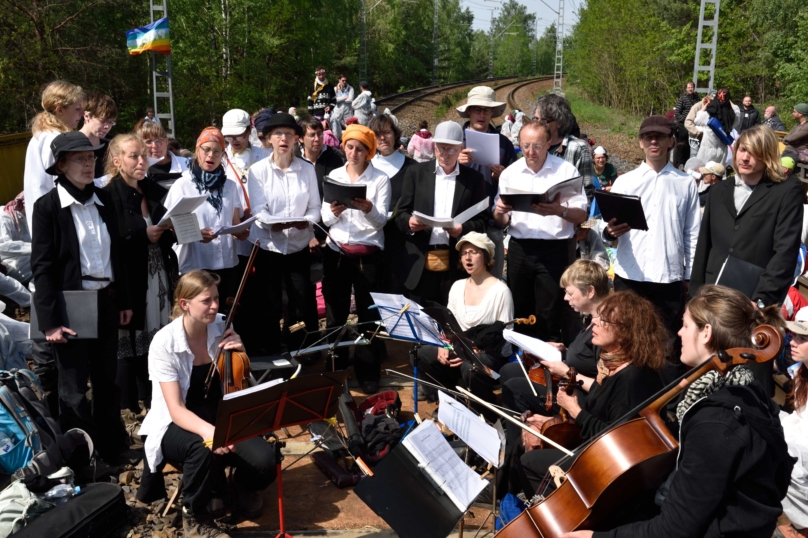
[464, 129, 500, 167]
[157, 193, 209, 226]
[171, 213, 203, 244]
[412, 197, 489, 229]
[503, 329, 562, 362]
[323, 178, 367, 207]
[499, 176, 584, 212]
[213, 215, 258, 235]
[593, 190, 649, 231]
[401, 420, 488, 512]
[437, 391, 503, 467]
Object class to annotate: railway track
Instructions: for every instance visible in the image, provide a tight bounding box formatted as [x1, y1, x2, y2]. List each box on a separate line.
[376, 76, 521, 113]
[506, 77, 552, 112]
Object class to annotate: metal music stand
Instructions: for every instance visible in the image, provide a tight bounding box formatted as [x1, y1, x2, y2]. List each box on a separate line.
[370, 293, 446, 414]
[212, 371, 349, 538]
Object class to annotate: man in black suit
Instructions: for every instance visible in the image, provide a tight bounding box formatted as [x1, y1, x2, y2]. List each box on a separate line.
[396, 121, 488, 306]
[31, 132, 132, 462]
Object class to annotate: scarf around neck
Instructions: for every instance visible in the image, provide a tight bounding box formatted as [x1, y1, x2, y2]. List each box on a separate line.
[190, 162, 226, 215]
[596, 351, 629, 385]
[57, 177, 96, 204]
[675, 365, 754, 423]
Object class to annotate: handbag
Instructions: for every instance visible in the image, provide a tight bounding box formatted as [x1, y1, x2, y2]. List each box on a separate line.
[425, 249, 450, 272]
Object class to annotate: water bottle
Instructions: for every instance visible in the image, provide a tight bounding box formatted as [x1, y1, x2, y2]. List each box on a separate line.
[42, 484, 80, 506]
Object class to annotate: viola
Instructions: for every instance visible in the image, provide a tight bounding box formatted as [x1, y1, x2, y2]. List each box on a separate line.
[522, 368, 583, 451]
[496, 324, 782, 538]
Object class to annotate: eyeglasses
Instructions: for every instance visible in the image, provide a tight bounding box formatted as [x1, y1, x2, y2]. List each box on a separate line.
[520, 143, 545, 153]
[93, 117, 116, 127]
[593, 313, 621, 328]
[225, 134, 248, 142]
[435, 146, 459, 155]
[460, 248, 481, 257]
[199, 146, 224, 158]
[67, 156, 97, 166]
[145, 138, 165, 146]
[271, 132, 296, 139]
[468, 106, 493, 115]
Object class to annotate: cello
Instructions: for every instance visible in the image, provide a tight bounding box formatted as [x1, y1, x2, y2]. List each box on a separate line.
[490, 324, 782, 537]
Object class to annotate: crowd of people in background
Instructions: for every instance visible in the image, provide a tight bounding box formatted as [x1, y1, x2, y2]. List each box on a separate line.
[3, 70, 808, 538]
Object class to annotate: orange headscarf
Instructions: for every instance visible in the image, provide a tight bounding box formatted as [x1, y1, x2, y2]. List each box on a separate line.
[341, 124, 376, 160]
[196, 126, 225, 150]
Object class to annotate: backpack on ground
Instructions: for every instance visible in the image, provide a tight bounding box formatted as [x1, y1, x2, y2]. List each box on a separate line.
[0, 480, 53, 538]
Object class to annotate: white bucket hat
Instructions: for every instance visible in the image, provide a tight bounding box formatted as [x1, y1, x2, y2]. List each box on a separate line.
[221, 109, 251, 137]
[456, 86, 507, 118]
[456, 231, 495, 260]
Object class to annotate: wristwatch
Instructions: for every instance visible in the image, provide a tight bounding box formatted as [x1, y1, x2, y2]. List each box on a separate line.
[561, 206, 569, 219]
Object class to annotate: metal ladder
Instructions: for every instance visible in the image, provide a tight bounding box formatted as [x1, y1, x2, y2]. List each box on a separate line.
[149, 0, 176, 137]
[692, 0, 721, 93]
[552, 0, 564, 94]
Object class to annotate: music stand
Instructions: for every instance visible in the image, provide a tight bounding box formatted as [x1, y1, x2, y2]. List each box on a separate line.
[370, 293, 446, 414]
[422, 305, 499, 381]
[212, 371, 349, 538]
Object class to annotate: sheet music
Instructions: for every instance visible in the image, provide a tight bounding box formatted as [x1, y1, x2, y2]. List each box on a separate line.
[157, 194, 209, 226]
[256, 215, 314, 226]
[369, 293, 445, 346]
[171, 213, 203, 244]
[464, 129, 499, 167]
[437, 391, 502, 467]
[503, 329, 562, 362]
[222, 377, 284, 400]
[402, 420, 488, 512]
[213, 215, 258, 235]
[412, 197, 489, 229]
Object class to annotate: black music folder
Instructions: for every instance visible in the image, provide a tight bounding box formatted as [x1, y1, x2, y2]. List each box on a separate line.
[716, 255, 766, 299]
[594, 190, 649, 231]
[323, 178, 367, 207]
[500, 175, 583, 212]
[29, 291, 99, 340]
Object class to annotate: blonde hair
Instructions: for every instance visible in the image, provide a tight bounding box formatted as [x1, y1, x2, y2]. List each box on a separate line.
[560, 259, 610, 299]
[105, 134, 146, 179]
[732, 125, 785, 183]
[30, 81, 84, 136]
[170, 270, 221, 320]
[686, 284, 784, 353]
[134, 118, 167, 141]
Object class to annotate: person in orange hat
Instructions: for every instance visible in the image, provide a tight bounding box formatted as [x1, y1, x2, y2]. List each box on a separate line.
[164, 127, 250, 311]
[320, 124, 390, 394]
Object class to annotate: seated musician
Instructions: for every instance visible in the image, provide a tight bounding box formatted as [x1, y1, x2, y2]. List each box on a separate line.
[137, 271, 276, 538]
[562, 285, 792, 538]
[412, 232, 513, 404]
[519, 291, 666, 495]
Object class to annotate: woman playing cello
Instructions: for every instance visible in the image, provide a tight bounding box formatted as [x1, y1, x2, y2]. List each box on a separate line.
[562, 285, 792, 538]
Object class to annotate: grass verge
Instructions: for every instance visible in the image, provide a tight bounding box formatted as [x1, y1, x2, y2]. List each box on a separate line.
[434, 89, 468, 118]
[537, 86, 646, 137]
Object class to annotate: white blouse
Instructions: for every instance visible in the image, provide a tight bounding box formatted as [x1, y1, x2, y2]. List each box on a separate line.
[781, 400, 808, 528]
[447, 278, 514, 332]
[165, 171, 244, 273]
[139, 315, 225, 472]
[321, 163, 390, 250]
[247, 157, 321, 255]
[23, 130, 60, 228]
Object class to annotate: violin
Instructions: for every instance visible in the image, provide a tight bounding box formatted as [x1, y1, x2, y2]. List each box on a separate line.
[208, 241, 260, 395]
[522, 368, 583, 452]
[496, 324, 782, 538]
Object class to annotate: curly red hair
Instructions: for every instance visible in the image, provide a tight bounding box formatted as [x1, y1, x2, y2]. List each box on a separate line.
[596, 291, 668, 370]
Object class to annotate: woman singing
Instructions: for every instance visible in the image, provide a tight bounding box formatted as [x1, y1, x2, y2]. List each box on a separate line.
[137, 271, 276, 537]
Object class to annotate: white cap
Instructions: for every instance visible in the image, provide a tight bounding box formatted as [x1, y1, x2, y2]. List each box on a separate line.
[221, 109, 251, 137]
[787, 307, 808, 335]
[432, 121, 464, 145]
[593, 146, 607, 155]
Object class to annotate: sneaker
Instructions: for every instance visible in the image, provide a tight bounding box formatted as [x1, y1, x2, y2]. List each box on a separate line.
[233, 481, 264, 519]
[183, 507, 231, 538]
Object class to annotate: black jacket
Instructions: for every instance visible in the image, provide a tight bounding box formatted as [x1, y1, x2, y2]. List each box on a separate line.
[739, 105, 761, 132]
[383, 156, 417, 292]
[103, 176, 179, 330]
[764, 115, 786, 132]
[303, 146, 346, 241]
[395, 161, 487, 290]
[461, 122, 516, 201]
[307, 81, 337, 117]
[675, 93, 701, 124]
[31, 183, 131, 331]
[690, 175, 803, 306]
[595, 382, 793, 538]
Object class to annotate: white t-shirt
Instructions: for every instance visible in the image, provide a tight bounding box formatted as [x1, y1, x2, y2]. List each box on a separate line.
[23, 130, 60, 231]
[447, 278, 513, 332]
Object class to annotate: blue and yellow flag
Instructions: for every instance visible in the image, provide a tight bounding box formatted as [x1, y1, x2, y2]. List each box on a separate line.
[126, 17, 171, 55]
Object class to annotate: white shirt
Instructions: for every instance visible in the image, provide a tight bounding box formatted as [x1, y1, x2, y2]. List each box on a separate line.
[165, 171, 244, 273]
[225, 144, 272, 257]
[447, 278, 514, 332]
[496, 154, 586, 240]
[23, 130, 60, 231]
[247, 157, 321, 255]
[610, 161, 701, 283]
[154, 153, 190, 190]
[371, 151, 405, 180]
[429, 162, 459, 246]
[321, 163, 390, 249]
[139, 315, 224, 472]
[56, 184, 113, 290]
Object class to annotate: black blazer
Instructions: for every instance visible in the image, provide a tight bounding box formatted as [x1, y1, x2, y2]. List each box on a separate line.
[690, 175, 804, 305]
[395, 160, 487, 290]
[31, 183, 131, 331]
[104, 176, 179, 330]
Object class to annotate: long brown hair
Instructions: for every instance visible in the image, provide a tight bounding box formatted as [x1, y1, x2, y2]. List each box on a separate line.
[596, 292, 668, 370]
[170, 270, 221, 320]
[788, 364, 808, 413]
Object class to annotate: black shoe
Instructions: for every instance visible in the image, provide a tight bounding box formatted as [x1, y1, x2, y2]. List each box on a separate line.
[360, 381, 379, 395]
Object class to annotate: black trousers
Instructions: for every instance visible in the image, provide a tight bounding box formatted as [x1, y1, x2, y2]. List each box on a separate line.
[117, 353, 151, 413]
[208, 267, 238, 316]
[138, 425, 277, 514]
[507, 237, 575, 342]
[322, 247, 387, 383]
[407, 265, 456, 307]
[239, 248, 316, 355]
[52, 287, 127, 460]
[411, 345, 498, 405]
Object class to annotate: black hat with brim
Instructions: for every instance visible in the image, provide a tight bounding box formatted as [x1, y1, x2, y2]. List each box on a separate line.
[264, 113, 303, 137]
[45, 132, 104, 176]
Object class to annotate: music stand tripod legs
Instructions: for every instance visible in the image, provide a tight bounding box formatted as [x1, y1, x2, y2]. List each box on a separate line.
[268, 434, 293, 538]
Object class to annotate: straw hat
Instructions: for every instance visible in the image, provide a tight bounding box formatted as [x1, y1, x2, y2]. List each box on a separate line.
[456, 86, 507, 118]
